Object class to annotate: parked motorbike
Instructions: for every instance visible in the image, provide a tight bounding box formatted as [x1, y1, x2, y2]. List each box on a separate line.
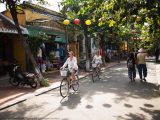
[8, 61, 38, 88]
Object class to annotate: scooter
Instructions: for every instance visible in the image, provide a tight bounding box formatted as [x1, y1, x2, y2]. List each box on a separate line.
[8, 62, 38, 88]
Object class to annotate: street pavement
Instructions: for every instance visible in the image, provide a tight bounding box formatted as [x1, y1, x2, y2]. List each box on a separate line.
[0, 61, 160, 120]
[0, 62, 118, 110]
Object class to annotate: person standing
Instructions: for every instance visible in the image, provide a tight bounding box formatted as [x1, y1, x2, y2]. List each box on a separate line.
[127, 52, 136, 82]
[37, 48, 43, 72]
[137, 48, 148, 82]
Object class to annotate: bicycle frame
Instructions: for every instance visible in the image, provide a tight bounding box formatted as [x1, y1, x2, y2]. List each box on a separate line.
[92, 65, 101, 82]
[60, 69, 79, 98]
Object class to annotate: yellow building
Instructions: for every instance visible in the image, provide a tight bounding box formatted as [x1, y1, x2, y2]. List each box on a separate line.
[2, 1, 79, 72]
[0, 13, 28, 76]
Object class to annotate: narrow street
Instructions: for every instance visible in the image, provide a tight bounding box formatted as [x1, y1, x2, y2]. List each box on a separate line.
[0, 62, 160, 120]
[1, 1, 160, 120]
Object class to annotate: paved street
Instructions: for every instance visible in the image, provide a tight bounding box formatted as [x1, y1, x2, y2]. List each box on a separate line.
[0, 62, 160, 120]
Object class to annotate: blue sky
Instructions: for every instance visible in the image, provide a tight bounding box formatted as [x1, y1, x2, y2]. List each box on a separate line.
[0, 0, 62, 12]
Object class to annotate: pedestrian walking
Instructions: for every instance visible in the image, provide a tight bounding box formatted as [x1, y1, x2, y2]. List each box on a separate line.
[137, 48, 148, 82]
[134, 49, 138, 62]
[127, 52, 136, 82]
[37, 48, 43, 73]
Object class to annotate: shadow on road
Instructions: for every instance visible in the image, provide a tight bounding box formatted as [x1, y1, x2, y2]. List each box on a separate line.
[78, 63, 160, 119]
[122, 108, 160, 120]
[0, 102, 42, 119]
[80, 63, 159, 101]
[60, 93, 81, 109]
[0, 62, 160, 120]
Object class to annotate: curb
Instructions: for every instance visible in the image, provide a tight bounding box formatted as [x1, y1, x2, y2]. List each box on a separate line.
[156, 64, 160, 87]
[29, 62, 120, 96]
[0, 62, 120, 111]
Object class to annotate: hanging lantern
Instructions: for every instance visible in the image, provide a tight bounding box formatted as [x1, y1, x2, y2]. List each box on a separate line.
[74, 18, 80, 25]
[85, 20, 91, 26]
[63, 19, 70, 25]
[136, 16, 141, 22]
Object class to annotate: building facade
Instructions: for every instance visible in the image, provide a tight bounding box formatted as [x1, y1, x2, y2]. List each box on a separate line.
[2, 1, 79, 72]
[0, 13, 28, 76]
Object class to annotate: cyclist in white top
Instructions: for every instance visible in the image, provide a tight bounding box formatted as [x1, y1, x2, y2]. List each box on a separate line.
[92, 50, 102, 67]
[61, 51, 78, 82]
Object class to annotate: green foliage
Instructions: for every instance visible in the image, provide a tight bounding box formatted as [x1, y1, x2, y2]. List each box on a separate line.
[61, 0, 125, 46]
[61, 0, 160, 51]
[1, 0, 160, 51]
[28, 32, 51, 57]
[39, 32, 51, 41]
[40, 78, 50, 87]
[109, 0, 160, 50]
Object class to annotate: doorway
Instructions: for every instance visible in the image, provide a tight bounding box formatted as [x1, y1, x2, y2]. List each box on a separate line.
[0, 37, 14, 76]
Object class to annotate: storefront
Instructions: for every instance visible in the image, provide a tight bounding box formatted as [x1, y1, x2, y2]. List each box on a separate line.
[26, 26, 66, 72]
[0, 13, 28, 76]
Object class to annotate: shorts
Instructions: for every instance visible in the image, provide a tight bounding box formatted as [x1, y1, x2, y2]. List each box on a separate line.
[69, 68, 78, 75]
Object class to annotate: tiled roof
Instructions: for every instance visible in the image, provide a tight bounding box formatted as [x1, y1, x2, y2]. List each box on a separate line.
[0, 13, 28, 34]
[22, 1, 65, 20]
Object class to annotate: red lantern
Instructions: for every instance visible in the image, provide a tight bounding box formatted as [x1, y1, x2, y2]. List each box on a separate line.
[74, 18, 80, 25]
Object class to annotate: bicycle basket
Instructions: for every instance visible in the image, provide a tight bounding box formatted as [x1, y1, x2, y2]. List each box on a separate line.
[92, 63, 97, 68]
[60, 70, 68, 77]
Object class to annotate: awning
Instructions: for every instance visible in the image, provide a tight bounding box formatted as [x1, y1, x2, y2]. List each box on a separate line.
[26, 26, 66, 43]
[0, 13, 28, 34]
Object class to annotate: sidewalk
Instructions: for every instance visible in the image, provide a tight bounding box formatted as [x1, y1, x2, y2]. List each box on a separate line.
[146, 56, 160, 86]
[0, 62, 119, 110]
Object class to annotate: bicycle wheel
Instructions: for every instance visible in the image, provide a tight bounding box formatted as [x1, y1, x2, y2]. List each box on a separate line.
[9, 77, 20, 86]
[60, 78, 69, 98]
[72, 79, 79, 91]
[92, 68, 97, 82]
[29, 78, 38, 88]
[97, 69, 101, 81]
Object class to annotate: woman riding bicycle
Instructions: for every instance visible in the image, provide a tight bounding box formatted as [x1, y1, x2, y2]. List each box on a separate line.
[61, 51, 78, 82]
[92, 50, 102, 69]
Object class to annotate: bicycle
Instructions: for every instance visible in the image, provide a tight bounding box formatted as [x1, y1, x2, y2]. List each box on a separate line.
[60, 68, 79, 98]
[92, 63, 101, 82]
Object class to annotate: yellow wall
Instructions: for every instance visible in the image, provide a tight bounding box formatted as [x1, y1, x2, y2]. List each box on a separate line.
[3, 11, 26, 71]
[2, 8, 64, 71]
[3, 9, 62, 29]
[13, 36, 26, 71]
[3, 9, 50, 26]
[120, 42, 125, 50]
[125, 41, 128, 50]
[120, 41, 133, 52]
[3, 10, 26, 26]
[25, 9, 50, 22]
[120, 41, 128, 51]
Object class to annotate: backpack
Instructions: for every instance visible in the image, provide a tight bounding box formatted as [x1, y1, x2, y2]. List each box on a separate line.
[128, 59, 134, 68]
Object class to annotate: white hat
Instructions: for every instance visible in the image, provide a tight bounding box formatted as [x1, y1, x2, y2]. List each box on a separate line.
[138, 48, 146, 53]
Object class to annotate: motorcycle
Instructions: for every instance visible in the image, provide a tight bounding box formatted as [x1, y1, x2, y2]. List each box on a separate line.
[8, 62, 38, 88]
